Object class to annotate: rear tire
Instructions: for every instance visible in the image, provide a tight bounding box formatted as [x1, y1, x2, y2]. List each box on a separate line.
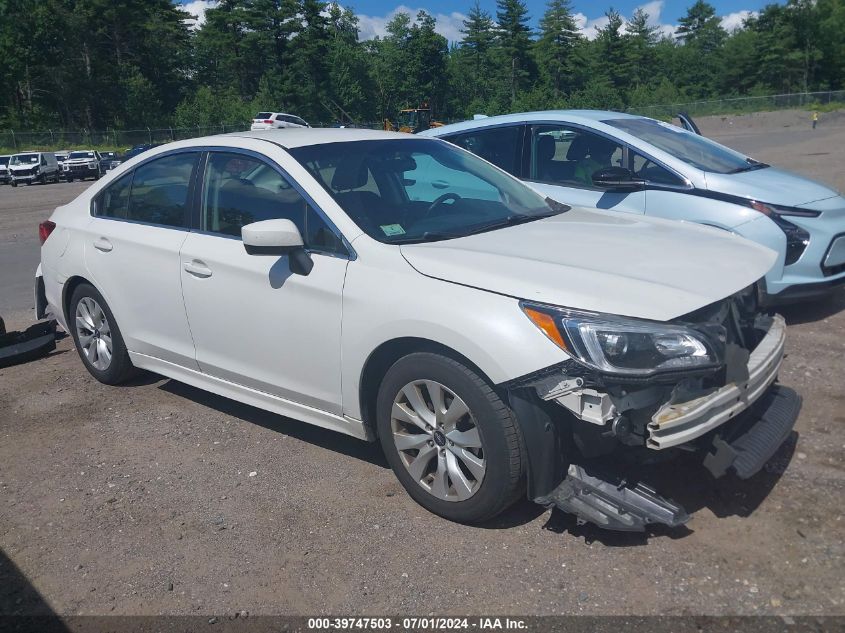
[376, 352, 525, 523]
[68, 283, 136, 385]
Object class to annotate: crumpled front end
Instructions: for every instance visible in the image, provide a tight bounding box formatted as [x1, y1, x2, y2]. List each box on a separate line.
[507, 289, 801, 532]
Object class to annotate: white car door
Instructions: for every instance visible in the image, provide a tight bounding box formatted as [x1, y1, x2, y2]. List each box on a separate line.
[84, 151, 200, 369]
[179, 150, 349, 414]
[522, 124, 646, 214]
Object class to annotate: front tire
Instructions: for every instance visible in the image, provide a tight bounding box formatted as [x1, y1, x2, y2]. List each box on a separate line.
[69, 284, 135, 385]
[376, 352, 525, 523]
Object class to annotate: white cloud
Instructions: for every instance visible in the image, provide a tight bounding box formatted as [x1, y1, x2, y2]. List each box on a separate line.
[573, 12, 610, 40]
[182, 0, 218, 29]
[575, 1, 675, 40]
[720, 10, 757, 32]
[356, 5, 467, 43]
[573, 1, 756, 41]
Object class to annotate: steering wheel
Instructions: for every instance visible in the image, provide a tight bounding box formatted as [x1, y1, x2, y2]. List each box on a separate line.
[423, 192, 462, 219]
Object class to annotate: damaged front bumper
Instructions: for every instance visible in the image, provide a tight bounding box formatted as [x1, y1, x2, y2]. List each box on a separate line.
[648, 314, 786, 449]
[510, 313, 799, 532]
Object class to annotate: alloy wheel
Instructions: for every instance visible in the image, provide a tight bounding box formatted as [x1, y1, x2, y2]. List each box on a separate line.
[390, 380, 486, 502]
[75, 297, 113, 370]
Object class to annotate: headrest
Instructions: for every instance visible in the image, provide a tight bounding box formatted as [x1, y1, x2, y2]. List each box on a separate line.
[331, 155, 369, 190]
[588, 136, 618, 158]
[536, 135, 555, 162]
[566, 135, 589, 161]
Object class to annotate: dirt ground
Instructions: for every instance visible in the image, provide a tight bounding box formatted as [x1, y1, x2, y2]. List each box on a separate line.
[1, 111, 844, 618]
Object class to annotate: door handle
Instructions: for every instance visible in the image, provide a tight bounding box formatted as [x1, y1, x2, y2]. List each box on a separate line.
[184, 260, 213, 278]
[93, 237, 113, 252]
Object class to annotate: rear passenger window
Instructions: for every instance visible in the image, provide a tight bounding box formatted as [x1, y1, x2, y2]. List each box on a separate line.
[97, 172, 132, 218]
[126, 153, 198, 227]
[202, 152, 346, 255]
[444, 126, 522, 175]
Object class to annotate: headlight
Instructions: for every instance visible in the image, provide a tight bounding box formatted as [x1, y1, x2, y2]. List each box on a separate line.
[88, 161, 97, 168]
[521, 302, 722, 376]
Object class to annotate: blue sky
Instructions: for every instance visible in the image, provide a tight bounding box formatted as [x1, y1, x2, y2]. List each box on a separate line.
[181, 1, 765, 42]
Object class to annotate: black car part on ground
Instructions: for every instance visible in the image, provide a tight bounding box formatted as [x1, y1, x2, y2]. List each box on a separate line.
[0, 317, 57, 368]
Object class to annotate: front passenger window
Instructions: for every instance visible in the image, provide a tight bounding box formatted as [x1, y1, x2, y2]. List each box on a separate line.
[202, 152, 346, 255]
[631, 151, 685, 186]
[530, 125, 623, 188]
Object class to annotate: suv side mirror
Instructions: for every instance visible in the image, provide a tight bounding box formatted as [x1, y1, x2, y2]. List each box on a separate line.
[592, 167, 646, 192]
[242, 219, 313, 276]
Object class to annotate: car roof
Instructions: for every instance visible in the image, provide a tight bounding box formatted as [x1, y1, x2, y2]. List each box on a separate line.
[224, 127, 413, 148]
[419, 109, 644, 136]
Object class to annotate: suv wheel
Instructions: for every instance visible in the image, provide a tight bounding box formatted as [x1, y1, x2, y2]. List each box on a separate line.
[69, 284, 136, 385]
[376, 352, 525, 523]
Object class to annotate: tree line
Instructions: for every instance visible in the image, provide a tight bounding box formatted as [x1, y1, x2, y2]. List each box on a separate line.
[1, 0, 844, 131]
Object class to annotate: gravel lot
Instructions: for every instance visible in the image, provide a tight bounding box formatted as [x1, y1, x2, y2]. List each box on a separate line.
[1, 112, 844, 618]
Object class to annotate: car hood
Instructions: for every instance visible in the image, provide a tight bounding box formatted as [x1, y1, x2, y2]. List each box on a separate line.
[704, 166, 840, 207]
[399, 207, 777, 322]
[9, 164, 37, 171]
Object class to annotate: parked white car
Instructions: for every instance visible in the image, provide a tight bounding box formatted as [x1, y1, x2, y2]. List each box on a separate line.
[36, 129, 799, 531]
[250, 111, 310, 131]
[9, 151, 60, 185]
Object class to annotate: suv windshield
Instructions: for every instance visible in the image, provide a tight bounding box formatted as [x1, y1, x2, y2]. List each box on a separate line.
[0, 156, 9, 166]
[255, 112, 273, 119]
[605, 118, 767, 174]
[290, 139, 568, 244]
[70, 151, 95, 159]
[11, 154, 38, 165]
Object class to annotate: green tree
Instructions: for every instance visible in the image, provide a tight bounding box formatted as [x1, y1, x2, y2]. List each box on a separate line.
[625, 8, 659, 89]
[593, 9, 630, 94]
[496, 0, 534, 104]
[534, 0, 581, 98]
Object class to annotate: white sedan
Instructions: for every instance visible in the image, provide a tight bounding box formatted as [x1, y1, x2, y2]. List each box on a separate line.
[35, 129, 798, 531]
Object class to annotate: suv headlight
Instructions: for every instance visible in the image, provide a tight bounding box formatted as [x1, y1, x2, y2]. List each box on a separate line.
[521, 302, 722, 376]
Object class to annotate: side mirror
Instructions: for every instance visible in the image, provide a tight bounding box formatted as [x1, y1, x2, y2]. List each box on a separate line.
[592, 167, 646, 192]
[242, 218, 313, 276]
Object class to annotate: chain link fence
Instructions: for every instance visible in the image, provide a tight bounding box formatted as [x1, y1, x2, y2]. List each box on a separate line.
[629, 90, 845, 119]
[0, 121, 389, 153]
[4, 90, 844, 151]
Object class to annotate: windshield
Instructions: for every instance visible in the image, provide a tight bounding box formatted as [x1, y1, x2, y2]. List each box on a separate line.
[255, 112, 273, 119]
[290, 139, 568, 244]
[605, 118, 767, 174]
[0, 157, 8, 166]
[70, 151, 95, 160]
[11, 154, 38, 165]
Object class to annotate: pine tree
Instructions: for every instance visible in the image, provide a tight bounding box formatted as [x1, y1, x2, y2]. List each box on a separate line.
[625, 7, 659, 88]
[535, 0, 581, 97]
[496, 0, 533, 104]
[457, 1, 497, 108]
[594, 9, 630, 93]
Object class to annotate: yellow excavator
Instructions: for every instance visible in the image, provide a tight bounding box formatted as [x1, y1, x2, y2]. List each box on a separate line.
[383, 102, 444, 134]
